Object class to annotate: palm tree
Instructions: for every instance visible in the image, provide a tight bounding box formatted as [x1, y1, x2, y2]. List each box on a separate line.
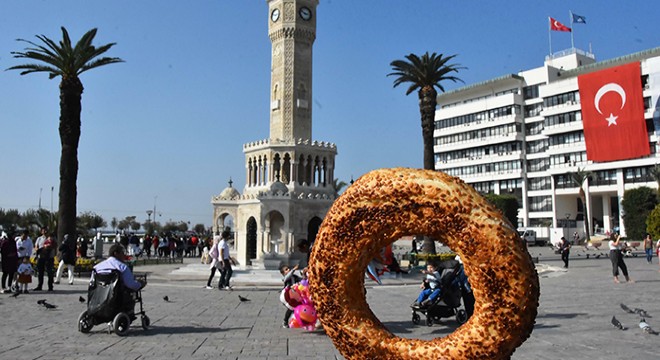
[332, 178, 348, 198]
[389, 52, 464, 253]
[8, 27, 123, 244]
[650, 164, 660, 194]
[569, 168, 593, 242]
[388, 52, 464, 170]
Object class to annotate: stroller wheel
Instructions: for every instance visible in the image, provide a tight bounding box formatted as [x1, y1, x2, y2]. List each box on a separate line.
[78, 310, 93, 333]
[456, 309, 468, 324]
[426, 317, 433, 327]
[141, 315, 151, 330]
[113, 313, 131, 336]
[412, 312, 420, 325]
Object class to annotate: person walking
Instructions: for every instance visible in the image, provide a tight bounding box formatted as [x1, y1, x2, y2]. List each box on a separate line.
[55, 234, 76, 285]
[218, 230, 234, 290]
[643, 233, 654, 264]
[205, 235, 220, 289]
[1, 231, 19, 293]
[559, 236, 571, 268]
[609, 234, 633, 283]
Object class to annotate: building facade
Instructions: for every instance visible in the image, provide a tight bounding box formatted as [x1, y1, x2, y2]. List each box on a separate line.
[434, 47, 660, 238]
[211, 0, 338, 268]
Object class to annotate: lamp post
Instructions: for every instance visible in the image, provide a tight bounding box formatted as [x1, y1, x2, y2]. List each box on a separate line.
[565, 213, 571, 228]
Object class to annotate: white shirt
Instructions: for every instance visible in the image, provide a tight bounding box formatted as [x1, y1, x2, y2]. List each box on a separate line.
[218, 239, 230, 260]
[609, 240, 621, 251]
[16, 236, 33, 258]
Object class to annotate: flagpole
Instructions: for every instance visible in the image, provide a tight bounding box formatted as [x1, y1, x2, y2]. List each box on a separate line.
[569, 10, 575, 49]
[548, 17, 552, 55]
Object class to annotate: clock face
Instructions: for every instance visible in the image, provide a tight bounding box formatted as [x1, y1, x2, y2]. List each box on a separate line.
[299, 6, 312, 21]
[271, 8, 280, 22]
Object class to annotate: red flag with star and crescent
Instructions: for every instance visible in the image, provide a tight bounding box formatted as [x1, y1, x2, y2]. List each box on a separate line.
[578, 62, 649, 162]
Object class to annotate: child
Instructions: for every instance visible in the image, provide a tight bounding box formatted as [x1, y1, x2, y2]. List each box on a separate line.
[17, 257, 34, 294]
[280, 264, 302, 328]
[411, 263, 442, 308]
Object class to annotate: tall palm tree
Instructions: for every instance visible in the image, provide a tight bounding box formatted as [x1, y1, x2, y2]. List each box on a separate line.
[569, 168, 593, 242]
[8, 27, 123, 244]
[388, 52, 464, 170]
[389, 52, 464, 253]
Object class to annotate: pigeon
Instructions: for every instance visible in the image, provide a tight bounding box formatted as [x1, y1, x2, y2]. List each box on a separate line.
[78, 296, 86, 303]
[238, 295, 250, 302]
[163, 296, 170, 302]
[639, 319, 659, 335]
[10, 292, 19, 298]
[633, 308, 650, 318]
[611, 316, 626, 330]
[620, 303, 635, 314]
[37, 299, 47, 305]
[41, 301, 57, 309]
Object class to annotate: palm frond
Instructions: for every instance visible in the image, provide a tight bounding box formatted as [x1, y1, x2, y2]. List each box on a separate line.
[7, 26, 123, 79]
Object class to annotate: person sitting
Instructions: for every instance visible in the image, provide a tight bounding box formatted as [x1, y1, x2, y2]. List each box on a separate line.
[94, 244, 145, 292]
[411, 262, 442, 308]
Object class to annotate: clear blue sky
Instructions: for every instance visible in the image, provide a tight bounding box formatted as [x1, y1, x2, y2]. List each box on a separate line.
[1, 1, 658, 228]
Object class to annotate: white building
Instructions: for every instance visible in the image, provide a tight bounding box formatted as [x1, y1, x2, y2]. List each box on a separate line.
[434, 46, 660, 238]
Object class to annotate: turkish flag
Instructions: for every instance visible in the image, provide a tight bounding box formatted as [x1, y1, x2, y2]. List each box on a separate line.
[578, 62, 648, 162]
[550, 17, 571, 32]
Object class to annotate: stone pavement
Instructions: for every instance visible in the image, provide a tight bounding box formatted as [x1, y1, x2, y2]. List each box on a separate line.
[0, 246, 659, 359]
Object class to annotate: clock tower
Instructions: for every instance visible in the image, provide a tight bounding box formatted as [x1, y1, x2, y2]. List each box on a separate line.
[212, 0, 338, 269]
[267, 0, 317, 141]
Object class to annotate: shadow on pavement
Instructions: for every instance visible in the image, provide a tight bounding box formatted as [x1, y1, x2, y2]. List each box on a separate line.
[537, 312, 588, 319]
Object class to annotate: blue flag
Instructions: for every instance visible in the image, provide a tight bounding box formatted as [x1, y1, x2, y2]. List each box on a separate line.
[572, 13, 586, 24]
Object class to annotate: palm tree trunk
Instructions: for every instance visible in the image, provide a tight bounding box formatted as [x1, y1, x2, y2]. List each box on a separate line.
[418, 86, 438, 254]
[57, 77, 83, 244]
[419, 86, 437, 171]
[580, 193, 591, 242]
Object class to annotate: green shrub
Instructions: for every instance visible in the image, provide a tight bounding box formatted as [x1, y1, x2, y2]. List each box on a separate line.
[622, 187, 658, 240]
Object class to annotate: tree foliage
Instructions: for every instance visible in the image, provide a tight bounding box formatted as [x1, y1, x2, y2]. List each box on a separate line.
[484, 194, 520, 228]
[645, 204, 660, 240]
[621, 186, 658, 240]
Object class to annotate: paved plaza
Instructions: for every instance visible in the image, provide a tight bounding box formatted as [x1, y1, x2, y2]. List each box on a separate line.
[1, 245, 659, 359]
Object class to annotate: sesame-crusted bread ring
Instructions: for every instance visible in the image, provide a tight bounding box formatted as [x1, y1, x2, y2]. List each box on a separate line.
[308, 168, 539, 360]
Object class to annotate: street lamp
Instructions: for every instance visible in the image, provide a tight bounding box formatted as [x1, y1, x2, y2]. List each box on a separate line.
[146, 210, 153, 222]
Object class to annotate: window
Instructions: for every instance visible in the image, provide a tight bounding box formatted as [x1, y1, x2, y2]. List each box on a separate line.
[528, 177, 551, 191]
[543, 91, 579, 108]
[529, 196, 552, 211]
[523, 84, 540, 99]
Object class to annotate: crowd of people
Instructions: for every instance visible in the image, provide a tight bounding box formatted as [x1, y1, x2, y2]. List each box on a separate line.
[115, 231, 210, 260]
[0, 227, 214, 295]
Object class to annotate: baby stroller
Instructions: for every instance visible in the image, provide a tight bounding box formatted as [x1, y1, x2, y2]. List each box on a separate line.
[77, 270, 149, 336]
[411, 259, 468, 327]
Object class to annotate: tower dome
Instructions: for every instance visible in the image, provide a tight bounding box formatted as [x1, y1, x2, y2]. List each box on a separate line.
[219, 179, 241, 200]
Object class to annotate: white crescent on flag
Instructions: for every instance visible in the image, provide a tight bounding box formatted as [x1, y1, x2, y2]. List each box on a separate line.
[594, 83, 626, 115]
